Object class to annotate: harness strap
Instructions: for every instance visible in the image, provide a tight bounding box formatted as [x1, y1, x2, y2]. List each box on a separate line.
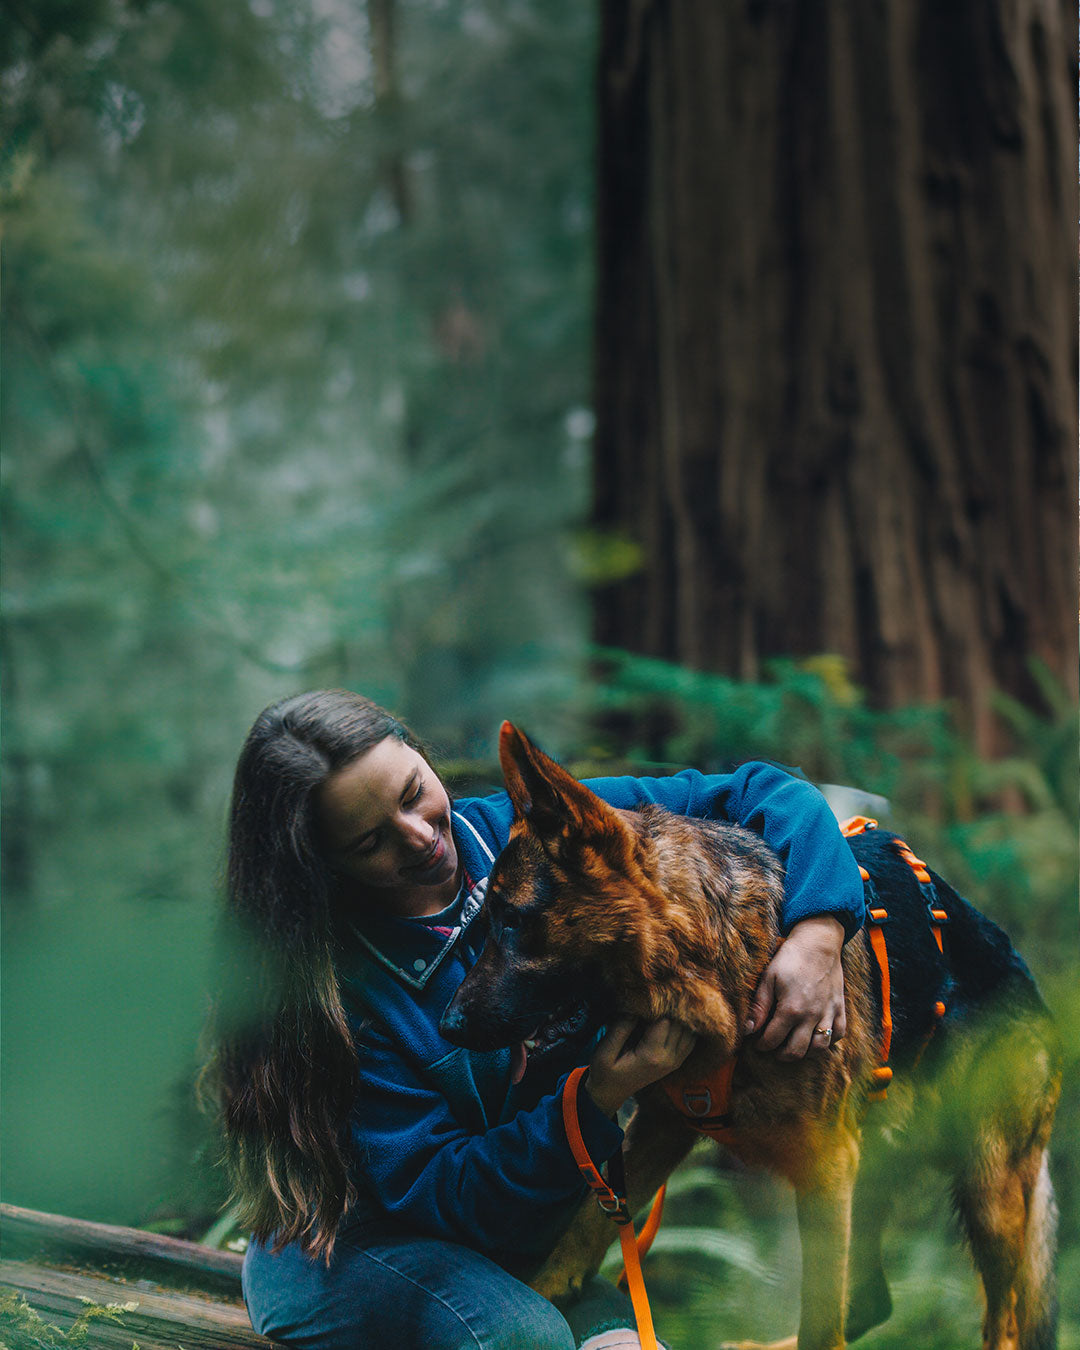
[561, 1066, 663, 1350]
[892, 838, 949, 954]
[889, 839, 948, 1033]
[865, 902, 893, 1100]
[839, 817, 948, 1100]
[840, 816, 893, 1098]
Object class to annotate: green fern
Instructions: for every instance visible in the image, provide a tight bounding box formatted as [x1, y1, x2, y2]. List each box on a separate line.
[585, 646, 1077, 949]
[0, 1291, 141, 1350]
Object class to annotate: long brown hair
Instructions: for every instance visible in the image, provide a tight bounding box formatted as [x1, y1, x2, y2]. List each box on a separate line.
[204, 690, 424, 1260]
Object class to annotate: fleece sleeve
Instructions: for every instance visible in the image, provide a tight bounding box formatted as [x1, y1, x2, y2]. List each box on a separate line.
[349, 1027, 624, 1262]
[585, 762, 866, 940]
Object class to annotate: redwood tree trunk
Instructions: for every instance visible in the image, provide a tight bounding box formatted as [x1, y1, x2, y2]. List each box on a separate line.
[592, 0, 1077, 753]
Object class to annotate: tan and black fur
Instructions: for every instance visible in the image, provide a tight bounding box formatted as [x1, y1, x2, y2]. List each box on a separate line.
[441, 724, 1061, 1350]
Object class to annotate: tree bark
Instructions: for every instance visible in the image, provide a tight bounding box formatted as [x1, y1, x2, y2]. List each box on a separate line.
[592, 0, 1077, 753]
[368, 0, 411, 223]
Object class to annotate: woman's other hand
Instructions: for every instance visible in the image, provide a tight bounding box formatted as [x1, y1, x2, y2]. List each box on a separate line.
[745, 915, 846, 1060]
[584, 1017, 697, 1117]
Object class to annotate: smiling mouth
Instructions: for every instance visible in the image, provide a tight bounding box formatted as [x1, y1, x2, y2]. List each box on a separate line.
[408, 834, 446, 873]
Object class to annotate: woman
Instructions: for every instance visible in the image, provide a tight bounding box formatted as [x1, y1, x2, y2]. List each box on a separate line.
[208, 690, 864, 1350]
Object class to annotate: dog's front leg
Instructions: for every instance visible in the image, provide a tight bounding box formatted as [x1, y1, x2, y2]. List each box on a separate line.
[530, 1096, 696, 1303]
[791, 1126, 859, 1350]
[721, 1124, 859, 1350]
[529, 1190, 622, 1303]
[619, 1093, 699, 1213]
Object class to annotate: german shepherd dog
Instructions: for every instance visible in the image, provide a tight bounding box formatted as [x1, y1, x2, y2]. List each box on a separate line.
[440, 725, 1060, 1350]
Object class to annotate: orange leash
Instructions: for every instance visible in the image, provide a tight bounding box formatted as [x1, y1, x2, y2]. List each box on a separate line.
[617, 1184, 666, 1291]
[562, 1066, 663, 1350]
[629, 1183, 666, 1259]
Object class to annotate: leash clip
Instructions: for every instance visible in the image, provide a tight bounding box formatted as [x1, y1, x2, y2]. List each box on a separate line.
[597, 1193, 631, 1224]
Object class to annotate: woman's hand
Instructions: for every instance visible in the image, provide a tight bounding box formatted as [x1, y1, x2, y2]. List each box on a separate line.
[745, 915, 846, 1060]
[584, 1017, 697, 1117]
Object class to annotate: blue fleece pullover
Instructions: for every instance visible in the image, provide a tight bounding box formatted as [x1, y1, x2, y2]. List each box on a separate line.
[338, 761, 864, 1267]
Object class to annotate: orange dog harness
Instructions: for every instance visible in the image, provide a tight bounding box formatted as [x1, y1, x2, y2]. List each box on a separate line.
[662, 819, 950, 1124]
[839, 817, 947, 1099]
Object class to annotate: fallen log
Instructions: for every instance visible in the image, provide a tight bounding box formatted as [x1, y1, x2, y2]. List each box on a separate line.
[0, 1260, 270, 1350]
[0, 1204, 280, 1349]
[0, 1203, 243, 1297]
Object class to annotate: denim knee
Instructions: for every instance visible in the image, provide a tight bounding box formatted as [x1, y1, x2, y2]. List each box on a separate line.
[481, 1290, 576, 1350]
[242, 1232, 578, 1350]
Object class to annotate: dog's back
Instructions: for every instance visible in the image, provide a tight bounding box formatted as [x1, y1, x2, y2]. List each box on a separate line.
[846, 829, 1048, 1064]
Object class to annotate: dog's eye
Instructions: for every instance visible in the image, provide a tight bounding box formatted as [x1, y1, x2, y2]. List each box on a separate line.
[500, 907, 521, 930]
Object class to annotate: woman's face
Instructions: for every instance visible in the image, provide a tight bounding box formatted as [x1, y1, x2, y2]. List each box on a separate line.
[316, 737, 460, 915]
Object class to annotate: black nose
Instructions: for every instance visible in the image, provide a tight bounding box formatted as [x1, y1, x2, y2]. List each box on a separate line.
[439, 1001, 468, 1044]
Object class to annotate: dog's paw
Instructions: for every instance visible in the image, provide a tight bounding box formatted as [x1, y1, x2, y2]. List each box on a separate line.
[845, 1268, 892, 1340]
[530, 1266, 586, 1303]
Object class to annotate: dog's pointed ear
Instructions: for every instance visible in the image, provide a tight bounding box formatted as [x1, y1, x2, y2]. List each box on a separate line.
[498, 721, 620, 843]
[499, 721, 574, 830]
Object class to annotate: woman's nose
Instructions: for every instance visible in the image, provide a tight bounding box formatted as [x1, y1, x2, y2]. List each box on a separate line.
[398, 813, 435, 853]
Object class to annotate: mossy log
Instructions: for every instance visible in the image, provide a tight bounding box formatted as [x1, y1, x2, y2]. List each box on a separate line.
[0, 1204, 280, 1350]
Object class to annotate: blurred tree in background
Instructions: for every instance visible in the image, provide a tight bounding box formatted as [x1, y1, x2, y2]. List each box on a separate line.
[1, 3, 1076, 1347]
[591, 0, 1077, 758]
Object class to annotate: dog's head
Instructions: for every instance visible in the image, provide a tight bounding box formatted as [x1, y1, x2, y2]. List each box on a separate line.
[439, 722, 646, 1066]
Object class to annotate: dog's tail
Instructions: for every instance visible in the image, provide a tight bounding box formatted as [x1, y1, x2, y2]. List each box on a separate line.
[1017, 1150, 1058, 1350]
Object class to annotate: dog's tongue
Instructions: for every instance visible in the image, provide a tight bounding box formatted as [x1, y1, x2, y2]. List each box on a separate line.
[511, 1041, 528, 1086]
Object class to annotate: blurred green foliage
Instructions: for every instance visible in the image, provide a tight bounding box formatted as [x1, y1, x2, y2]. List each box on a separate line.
[2, 0, 597, 1229]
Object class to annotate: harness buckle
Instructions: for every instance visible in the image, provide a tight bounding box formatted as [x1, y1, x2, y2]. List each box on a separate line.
[867, 907, 888, 925]
[682, 1089, 713, 1117]
[840, 816, 878, 837]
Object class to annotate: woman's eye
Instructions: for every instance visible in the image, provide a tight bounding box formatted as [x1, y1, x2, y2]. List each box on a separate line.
[404, 780, 425, 807]
[350, 834, 379, 857]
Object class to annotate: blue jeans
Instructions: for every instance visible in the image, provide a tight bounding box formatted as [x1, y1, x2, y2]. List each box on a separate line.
[242, 1226, 637, 1350]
